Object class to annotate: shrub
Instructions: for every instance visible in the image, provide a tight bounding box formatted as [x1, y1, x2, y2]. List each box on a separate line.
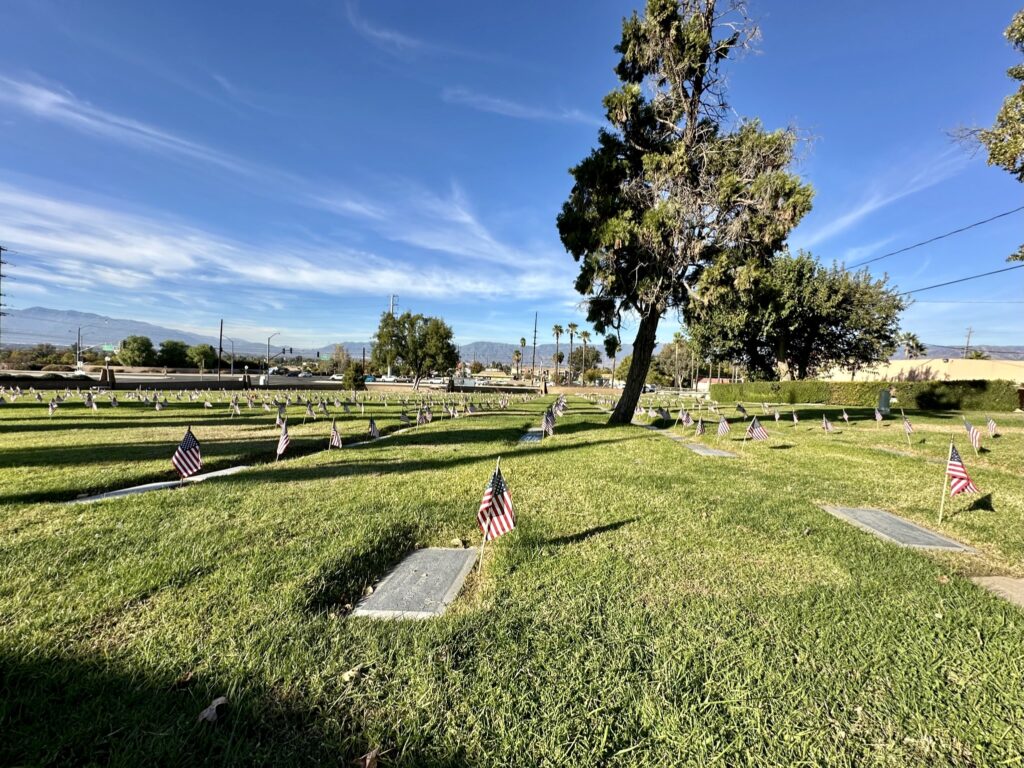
[41, 364, 74, 372]
[709, 380, 1019, 411]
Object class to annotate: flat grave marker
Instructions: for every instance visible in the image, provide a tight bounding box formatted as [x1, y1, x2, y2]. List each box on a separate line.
[351, 547, 477, 620]
[519, 429, 543, 443]
[971, 576, 1024, 609]
[684, 443, 737, 458]
[820, 505, 976, 552]
[72, 465, 251, 504]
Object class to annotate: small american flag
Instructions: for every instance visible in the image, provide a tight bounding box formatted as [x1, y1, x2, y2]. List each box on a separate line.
[901, 410, 913, 434]
[986, 415, 997, 437]
[695, 418, 705, 436]
[111, 396, 118, 407]
[172, 427, 202, 478]
[542, 408, 555, 436]
[276, 404, 286, 427]
[681, 410, 693, 427]
[746, 416, 769, 441]
[963, 418, 981, 451]
[773, 410, 780, 423]
[874, 408, 883, 422]
[155, 400, 164, 411]
[841, 409, 849, 424]
[791, 411, 799, 424]
[736, 403, 748, 416]
[717, 415, 730, 436]
[276, 421, 290, 457]
[477, 466, 516, 541]
[946, 443, 979, 497]
[369, 418, 380, 438]
[305, 403, 315, 420]
[822, 415, 834, 433]
[400, 412, 411, 426]
[329, 419, 342, 449]
[417, 407, 427, 426]
[48, 400, 58, 416]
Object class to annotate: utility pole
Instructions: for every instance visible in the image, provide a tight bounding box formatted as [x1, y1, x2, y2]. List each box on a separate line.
[387, 295, 398, 377]
[218, 319, 224, 384]
[530, 311, 538, 384]
[0, 245, 9, 357]
[962, 327, 973, 359]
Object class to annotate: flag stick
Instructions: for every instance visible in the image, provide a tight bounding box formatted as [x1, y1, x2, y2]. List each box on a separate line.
[901, 409, 911, 448]
[478, 456, 501, 574]
[938, 439, 952, 524]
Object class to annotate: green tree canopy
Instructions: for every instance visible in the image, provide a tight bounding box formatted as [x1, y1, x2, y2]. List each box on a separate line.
[187, 344, 218, 370]
[558, 0, 813, 422]
[156, 340, 190, 368]
[117, 335, 155, 367]
[964, 10, 1024, 261]
[569, 346, 601, 374]
[688, 252, 906, 380]
[371, 311, 459, 387]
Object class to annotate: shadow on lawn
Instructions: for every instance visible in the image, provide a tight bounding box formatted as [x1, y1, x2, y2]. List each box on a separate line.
[546, 518, 637, 547]
[0, 649, 480, 766]
[301, 522, 418, 615]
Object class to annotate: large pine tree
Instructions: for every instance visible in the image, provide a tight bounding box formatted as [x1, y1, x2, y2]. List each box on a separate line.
[558, 0, 813, 423]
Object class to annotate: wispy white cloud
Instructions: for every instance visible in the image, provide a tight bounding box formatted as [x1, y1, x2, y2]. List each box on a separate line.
[0, 75, 266, 178]
[441, 86, 602, 127]
[795, 147, 969, 250]
[344, 1, 437, 56]
[0, 181, 574, 304]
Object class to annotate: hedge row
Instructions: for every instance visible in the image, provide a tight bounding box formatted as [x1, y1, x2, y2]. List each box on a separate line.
[708, 380, 1020, 412]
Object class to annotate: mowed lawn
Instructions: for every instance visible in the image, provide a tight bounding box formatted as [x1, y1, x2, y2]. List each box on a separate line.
[1, 394, 1023, 765]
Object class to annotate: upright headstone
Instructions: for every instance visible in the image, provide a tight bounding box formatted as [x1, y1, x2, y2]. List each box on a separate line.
[877, 388, 891, 416]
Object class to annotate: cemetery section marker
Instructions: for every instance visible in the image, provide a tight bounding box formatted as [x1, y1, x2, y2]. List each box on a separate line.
[820, 505, 976, 552]
[352, 547, 478, 620]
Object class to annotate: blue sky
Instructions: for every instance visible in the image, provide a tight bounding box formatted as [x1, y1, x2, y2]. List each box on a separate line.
[0, 0, 1021, 349]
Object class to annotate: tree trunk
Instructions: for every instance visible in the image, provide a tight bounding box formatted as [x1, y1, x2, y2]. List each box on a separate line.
[609, 312, 660, 425]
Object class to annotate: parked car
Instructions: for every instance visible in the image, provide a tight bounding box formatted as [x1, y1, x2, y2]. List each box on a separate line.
[380, 374, 398, 382]
[286, 371, 299, 377]
[297, 371, 313, 378]
[364, 375, 377, 382]
[329, 373, 345, 381]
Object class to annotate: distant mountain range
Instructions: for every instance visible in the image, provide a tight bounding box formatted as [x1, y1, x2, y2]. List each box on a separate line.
[3, 306, 1021, 363]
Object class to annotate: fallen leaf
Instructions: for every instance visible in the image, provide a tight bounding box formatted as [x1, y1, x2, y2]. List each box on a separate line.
[341, 664, 365, 683]
[362, 585, 374, 597]
[937, 574, 950, 584]
[197, 696, 228, 723]
[355, 747, 381, 767]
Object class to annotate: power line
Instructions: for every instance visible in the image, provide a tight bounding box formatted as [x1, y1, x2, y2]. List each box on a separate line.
[898, 264, 1024, 296]
[847, 205, 1024, 270]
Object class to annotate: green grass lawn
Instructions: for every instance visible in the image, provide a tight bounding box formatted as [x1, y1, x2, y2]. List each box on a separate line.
[1, 393, 1023, 765]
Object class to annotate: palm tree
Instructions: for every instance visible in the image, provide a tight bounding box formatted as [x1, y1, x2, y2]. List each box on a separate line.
[579, 330, 591, 382]
[898, 332, 927, 359]
[552, 324, 563, 384]
[512, 349, 522, 378]
[567, 322, 578, 384]
[604, 335, 621, 387]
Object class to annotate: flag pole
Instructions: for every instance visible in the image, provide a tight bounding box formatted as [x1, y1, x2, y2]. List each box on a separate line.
[478, 456, 501, 574]
[938, 439, 952, 524]
[901, 409, 911, 448]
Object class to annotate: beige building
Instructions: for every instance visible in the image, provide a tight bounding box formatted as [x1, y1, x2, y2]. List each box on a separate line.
[818, 358, 1024, 385]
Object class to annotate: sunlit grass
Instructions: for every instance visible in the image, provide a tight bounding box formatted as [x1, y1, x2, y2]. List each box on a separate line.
[1, 394, 1022, 765]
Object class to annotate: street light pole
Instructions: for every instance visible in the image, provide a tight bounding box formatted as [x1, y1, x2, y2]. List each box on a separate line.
[267, 332, 280, 373]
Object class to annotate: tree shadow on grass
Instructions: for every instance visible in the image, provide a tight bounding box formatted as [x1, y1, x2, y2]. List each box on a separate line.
[0, 648, 480, 767]
[545, 518, 637, 547]
[768, 444, 794, 450]
[300, 522, 418, 615]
